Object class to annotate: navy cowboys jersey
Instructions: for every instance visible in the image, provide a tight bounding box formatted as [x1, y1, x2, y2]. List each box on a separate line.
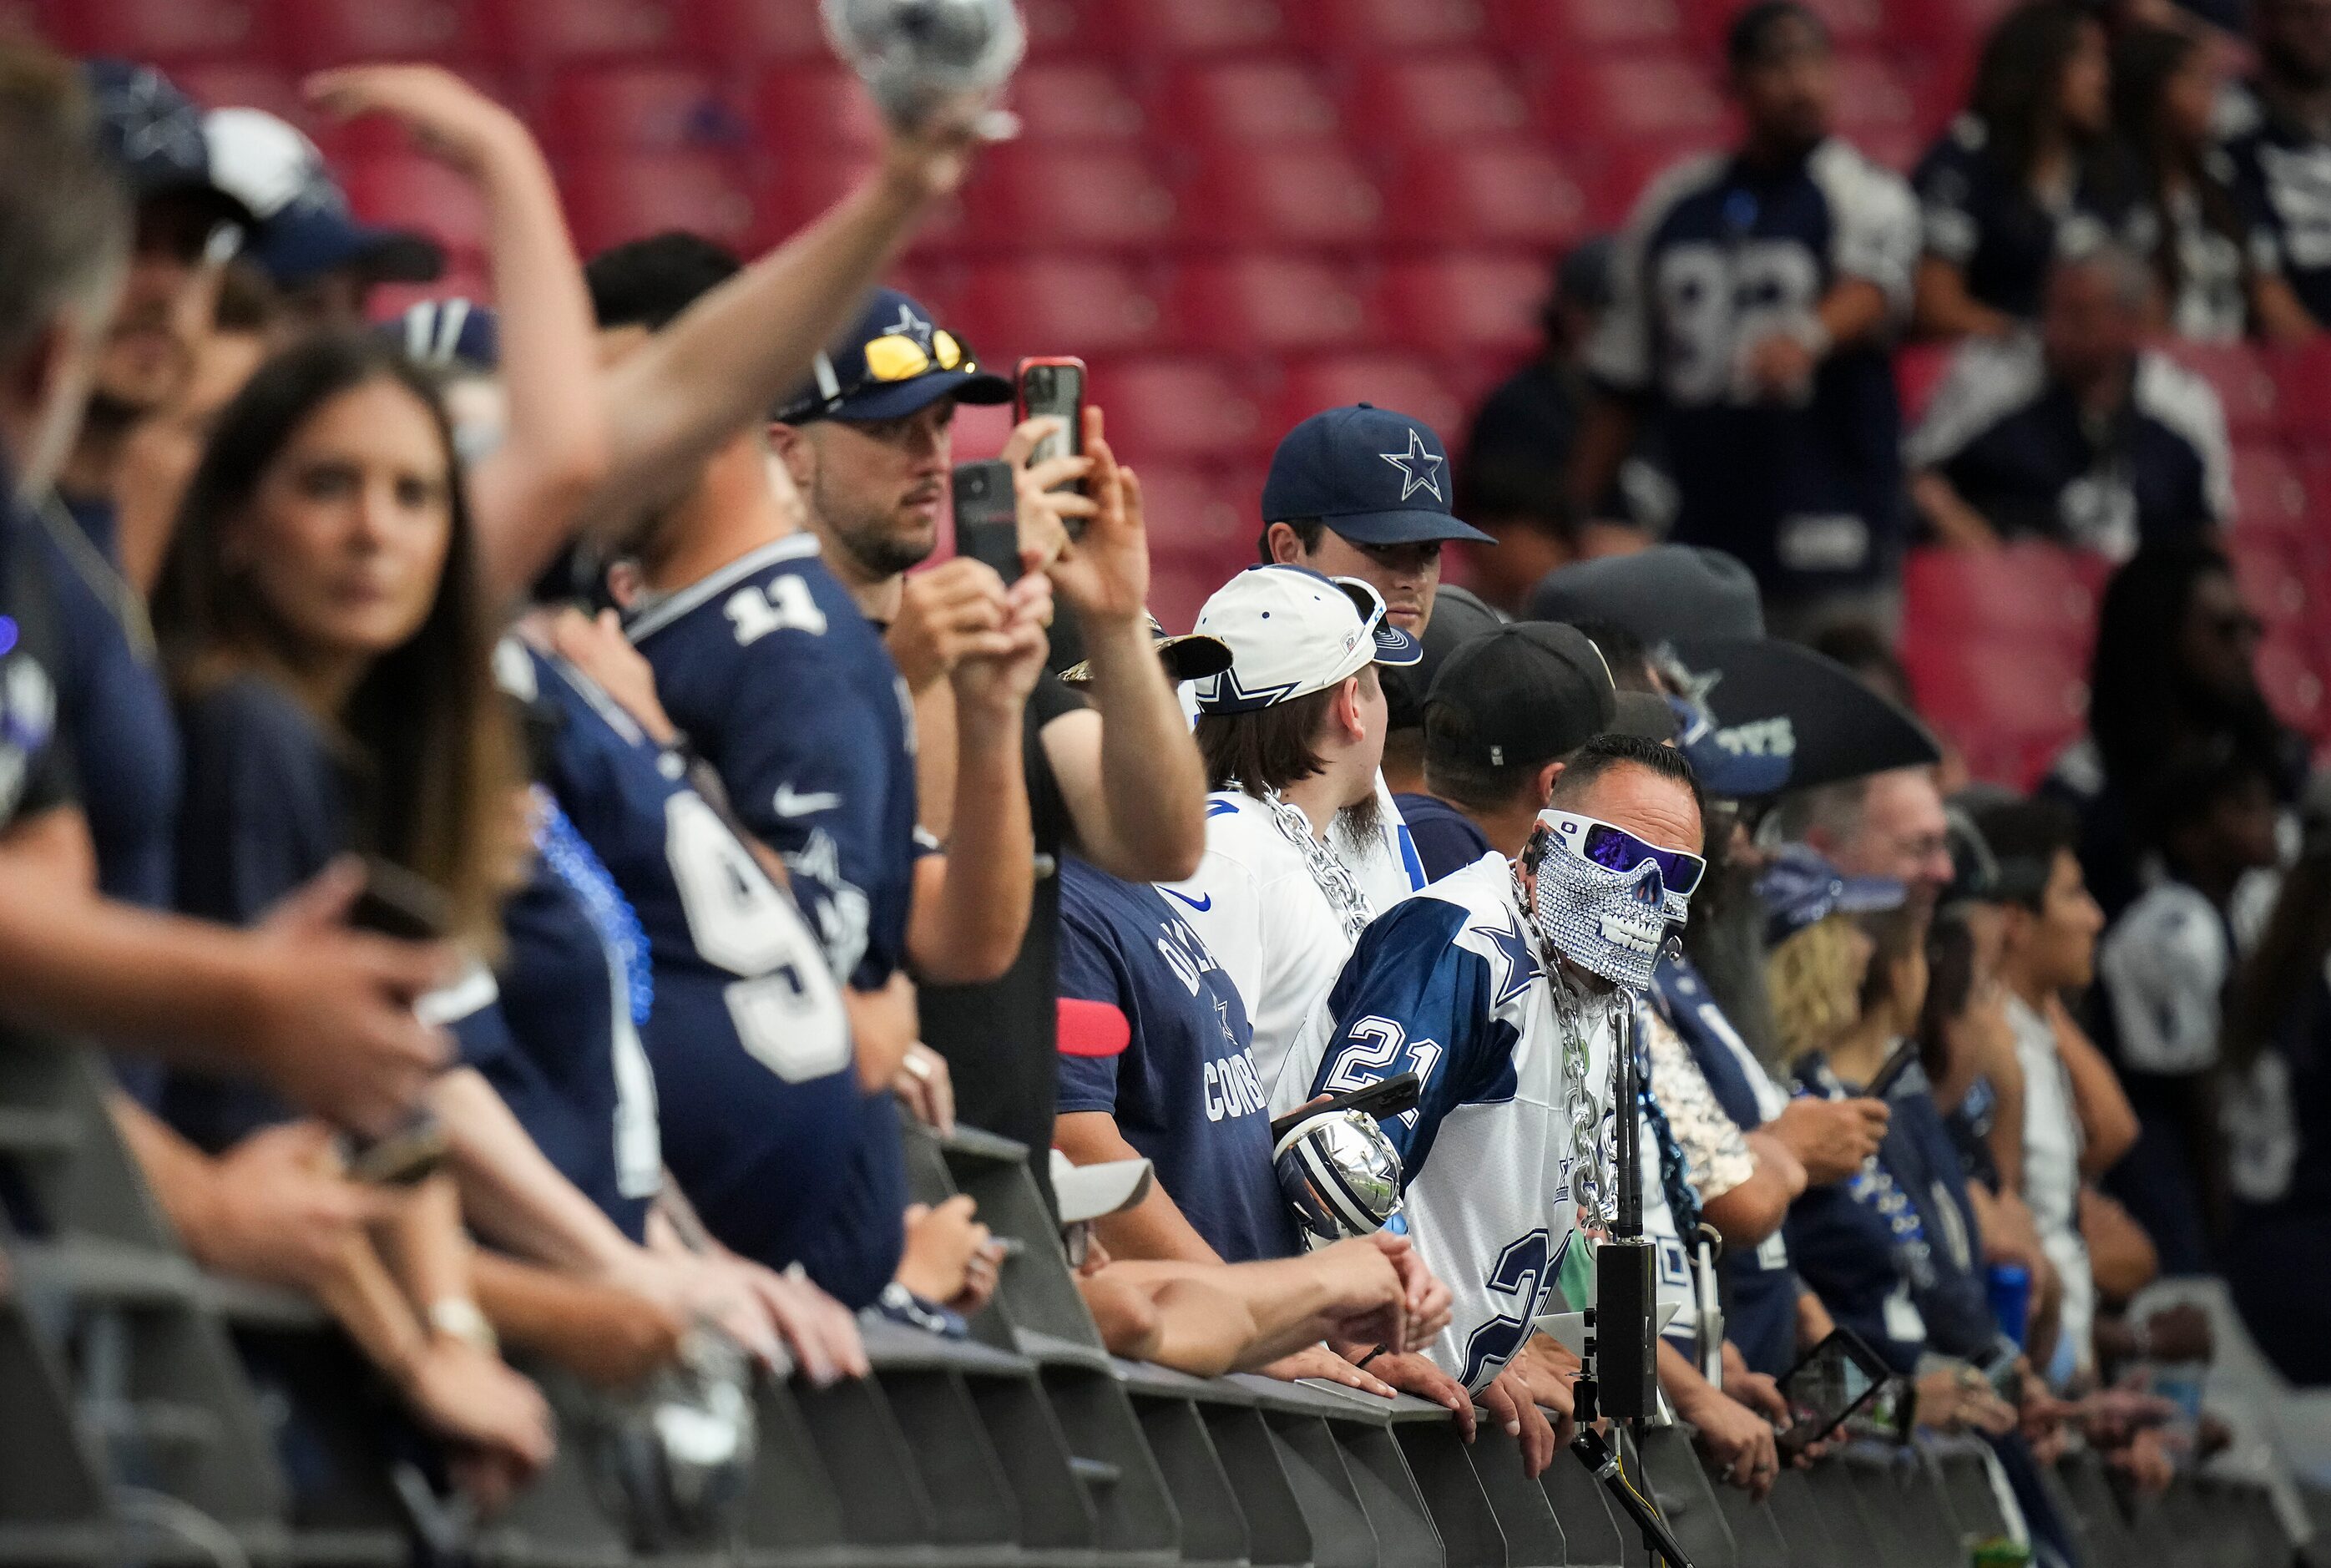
[1588, 140, 1919, 595]
[500, 640, 868, 1272]
[1306, 853, 1694, 1391]
[1914, 116, 2153, 321]
[2222, 82, 2331, 328]
[627, 534, 918, 990]
[0, 483, 72, 832]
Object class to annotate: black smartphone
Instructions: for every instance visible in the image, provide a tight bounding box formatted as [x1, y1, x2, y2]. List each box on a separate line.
[351, 857, 449, 942]
[953, 458, 1020, 584]
[1864, 1039, 1922, 1100]
[1269, 1070, 1423, 1144]
[1015, 357, 1087, 510]
[1774, 1326, 1893, 1459]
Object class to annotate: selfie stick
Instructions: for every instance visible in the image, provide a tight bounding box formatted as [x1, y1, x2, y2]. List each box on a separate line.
[1568, 996, 1696, 1566]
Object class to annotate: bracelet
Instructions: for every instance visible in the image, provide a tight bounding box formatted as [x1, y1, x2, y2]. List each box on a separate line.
[427, 1297, 498, 1354]
[1355, 1344, 1388, 1369]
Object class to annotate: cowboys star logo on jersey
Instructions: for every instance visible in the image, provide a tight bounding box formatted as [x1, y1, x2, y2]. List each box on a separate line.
[0, 643, 57, 824]
[1379, 427, 1445, 503]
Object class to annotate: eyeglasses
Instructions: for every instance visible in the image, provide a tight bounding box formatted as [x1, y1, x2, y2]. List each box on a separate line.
[861, 326, 972, 384]
[1543, 809, 1707, 898]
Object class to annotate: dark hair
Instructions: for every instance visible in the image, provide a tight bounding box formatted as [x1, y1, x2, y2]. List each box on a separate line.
[1546, 731, 1704, 819]
[1966, 796, 2079, 910]
[1570, 620, 1659, 694]
[2089, 540, 2278, 788]
[154, 332, 519, 947]
[2112, 23, 2247, 311]
[1970, 1, 2105, 185]
[0, 42, 128, 363]
[1917, 907, 1980, 1078]
[1727, 0, 1827, 69]
[213, 259, 281, 335]
[586, 231, 742, 331]
[1257, 516, 1326, 564]
[2130, 732, 2281, 856]
[1196, 684, 1342, 796]
[1857, 904, 1925, 1018]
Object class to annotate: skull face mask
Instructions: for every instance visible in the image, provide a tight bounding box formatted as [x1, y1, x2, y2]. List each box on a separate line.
[1528, 809, 1699, 992]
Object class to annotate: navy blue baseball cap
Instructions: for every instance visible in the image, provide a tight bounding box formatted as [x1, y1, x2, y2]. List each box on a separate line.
[1262, 404, 1494, 547]
[773, 287, 1010, 424]
[83, 60, 250, 221]
[390, 297, 499, 372]
[1756, 843, 1904, 947]
[206, 109, 442, 289]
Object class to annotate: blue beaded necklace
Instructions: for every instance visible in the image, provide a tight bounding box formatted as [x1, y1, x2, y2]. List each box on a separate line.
[532, 786, 653, 1027]
[1797, 1053, 1934, 1289]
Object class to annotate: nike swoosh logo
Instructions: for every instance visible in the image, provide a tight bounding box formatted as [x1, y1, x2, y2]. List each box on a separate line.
[1162, 888, 1212, 912]
[773, 785, 842, 818]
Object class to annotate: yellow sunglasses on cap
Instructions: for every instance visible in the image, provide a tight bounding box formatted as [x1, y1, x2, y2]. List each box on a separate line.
[862, 326, 972, 382]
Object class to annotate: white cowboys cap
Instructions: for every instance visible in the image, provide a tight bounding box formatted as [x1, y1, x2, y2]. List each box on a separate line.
[1190, 565, 1421, 716]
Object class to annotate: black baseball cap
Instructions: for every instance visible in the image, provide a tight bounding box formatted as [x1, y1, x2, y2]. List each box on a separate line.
[1423, 622, 1669, 771]
[1263, 404, 1494, 547]
[773, 287, 1009, 424]
[1383, 584, 1504, 734]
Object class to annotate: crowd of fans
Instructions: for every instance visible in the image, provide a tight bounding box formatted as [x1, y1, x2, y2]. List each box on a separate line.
[0, 0, 2326, 1561]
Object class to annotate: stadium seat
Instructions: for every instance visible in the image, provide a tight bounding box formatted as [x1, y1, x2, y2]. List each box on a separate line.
[1287, 0, 1493, 52]
[1491, 0, 1688, 53]
[1274, 353, 1464, 441]
[959, 144, 1177, 248]
[1373, 254, 1547, 355]
[1099, 0, 1291, 54]
[165, 62, 307, 123]
[479, 0, 684, 63]
[544, 67, 742, 154]
[1831, 53, 1919, 139]
[1590, 135, 1732, 225]
[1894, 341, 1952, 423]
[958, 257, 1166, 358]
[2268, 338, 2331, 441]
[1342, 56, 1535, 147]
[1007, 63, 1146, 142]
[1383, 143, 1591, 249]
[2256, 632, 2327, 736]
[1171, 255, 1371, 354]
[1087, 357, 1270, 463]
[1150, 553, 1235, 634]
[343, 151, 490, 259]
[2232, 443, 2312, 541]
[559, 152, 754, 255]
[1176, 145, 1383, 248]
[683, 0, 828, 60]
[2160, 339, 2281, 443]
[1536, 53, 1732, 150]
[756, 63, 890, 154]
[278, 0, 483, 66]
[2229, 533, 2308, 630]
[1889, 0, 2019, 46]
[1130, 463, 1262, 562]
[1153, 60, 1342, 145]
[46, 0, 272, 59]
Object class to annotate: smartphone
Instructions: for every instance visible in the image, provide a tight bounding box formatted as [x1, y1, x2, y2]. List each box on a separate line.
[1775, 1326, 1893, 1459]
[1270, 1070, 1423, 1144]
[346, 1116, 451, 1186]
[1863, 1039, 1922, 1100]
[351, 857, 450, 942]
[1015, 357, 1086, 509]
[952, 458, 1021, 584]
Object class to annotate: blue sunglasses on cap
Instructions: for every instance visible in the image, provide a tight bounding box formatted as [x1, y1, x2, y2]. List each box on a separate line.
[1542, 809, 1707, 899]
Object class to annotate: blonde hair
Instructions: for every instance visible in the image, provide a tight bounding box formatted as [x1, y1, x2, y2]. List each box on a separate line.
[1767, 915, 1869, 1065]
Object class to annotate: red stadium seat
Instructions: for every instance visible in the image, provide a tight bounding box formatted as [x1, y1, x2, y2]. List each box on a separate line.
[2228, 533, 2309, 630]
[683, 0, 827, 59]
[166, 63, 308, 123]
[1384, 143, 1591, 248]
[1901, 541, 2106, 655]
[1176, 146, 1383, 248]
[2232, 443, 2312, 541]
[1154, 60, 1342, 145]
[1090, 358, 1270, 463]
[1590, 136, 1732, 225]
[1889, 0, 2019, 47]
[1342, 56, 1535, 146]
[1007, 63, 1146, 142]
[1492, 0, 1688, 52]
[1274, 354, 1464, 443]
[1100, 0, 1290, 53]
[2159, 340, 2279, 442]
[1150, 554, 1236, 634]
[959, 145, 1177, 248]
[1900, 544, 2103, 787]
[480, 0, 684, 62]
[1894, 341, 1952, 423]
[544, 67, 742, 154]
[959, 258, 1166, 358]
[2268, 339, 2331, 441]
[2256, 633, 2327, 737]
[345, 153, 490, 260]
[1831, 53, 1920, 139]
[279, 0, 482, 66]
[1537, 53, 1732, 150]
[559, 153, 754, 255]
[48, 0, 272, 59]
[1020, 0, 1107, 58]
[756, 63, 889, 154]
[1373, 254, 1548, 355]
[1130, 464, 1261, 562]
[1171, 255, 1371, 354]
[1288, 0, 1492, 51]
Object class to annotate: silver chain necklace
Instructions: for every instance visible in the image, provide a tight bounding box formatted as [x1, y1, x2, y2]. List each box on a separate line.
[1257, 787, 1375, 943]
[1511, 859, 1620, 1232]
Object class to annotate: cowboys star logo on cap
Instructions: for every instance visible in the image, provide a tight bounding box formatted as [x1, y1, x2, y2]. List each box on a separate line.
[1379, 427, 1445, 503]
